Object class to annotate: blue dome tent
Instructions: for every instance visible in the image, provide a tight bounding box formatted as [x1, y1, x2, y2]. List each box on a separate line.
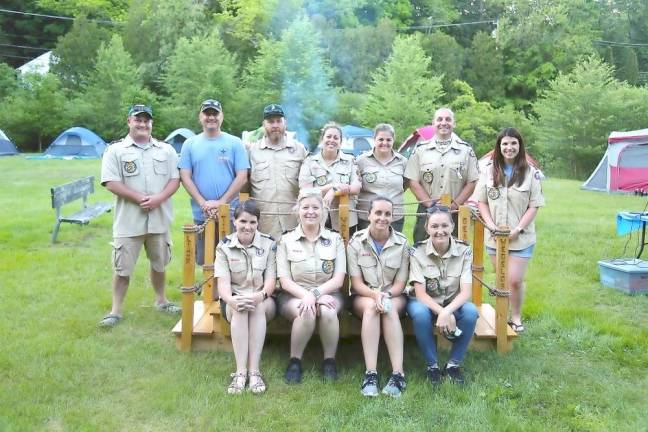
[44, 127, 106, 158]
[164, 128, 196, 154]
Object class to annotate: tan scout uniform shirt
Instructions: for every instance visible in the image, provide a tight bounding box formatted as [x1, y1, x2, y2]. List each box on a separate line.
[298, 150, 360, 230]
[356, 150, 407, 222]
[409, 237, 472, 306]
[404, 136, 479, 201]
[248, 135, 308, 239]
[475, 162, 545, 250]
[277, 226, 346, 291]
[347, 228, 410, 294]
[101, 135, 179, 238]
[214, 231, 276, 295]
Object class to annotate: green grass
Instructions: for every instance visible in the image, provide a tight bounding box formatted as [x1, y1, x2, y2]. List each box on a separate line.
[1, 156, 647, 431]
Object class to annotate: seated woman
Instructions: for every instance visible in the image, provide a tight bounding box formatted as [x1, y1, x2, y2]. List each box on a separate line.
[407, 205, 478, 385]
[276, 189, 346, 384]
[215, 201, 277, 394]
[475, 127, 544, 332]
[347, 196, 410, 397]
[298, 122, 361, 234]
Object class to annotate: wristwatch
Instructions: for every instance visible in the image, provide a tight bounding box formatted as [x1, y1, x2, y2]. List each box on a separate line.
[311, 288, 322, 299]
[261, 291, 268, 300]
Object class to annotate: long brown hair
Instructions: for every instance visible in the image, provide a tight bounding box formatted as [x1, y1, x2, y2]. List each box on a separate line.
[492, 127, 529, 188]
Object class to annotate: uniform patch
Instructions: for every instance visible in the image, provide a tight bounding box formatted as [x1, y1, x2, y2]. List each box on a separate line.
[322, 259, 334, 274]
[339, 174, 350, 183]
[288, 146, 295, 153]
[487, 187, 500, 200]
[408, 247, 416, 256]
[256, 248, 265, 256]
[364, 172, 377, 183]
[425, 277, 439, 291]
[123, 160, 137, 173]
[423, 171, 433, 184]
[534, 171, 541, 180]
[320, 237, 331, 247]
[316, 175, 327, 186]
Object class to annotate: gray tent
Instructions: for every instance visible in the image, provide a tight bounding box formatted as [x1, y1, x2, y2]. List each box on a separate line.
[164, 128, 195, 154]
[0, 130, 18, 156]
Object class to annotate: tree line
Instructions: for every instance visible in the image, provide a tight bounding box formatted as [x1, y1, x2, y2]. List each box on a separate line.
[1, 0, 648, 179]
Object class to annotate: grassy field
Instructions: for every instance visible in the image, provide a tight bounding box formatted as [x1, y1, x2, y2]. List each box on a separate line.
[1, 156, 647, 432]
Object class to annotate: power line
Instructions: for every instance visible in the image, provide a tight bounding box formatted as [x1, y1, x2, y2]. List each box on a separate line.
[399, 19, 497, 31]
[0, 31, 61, 43]
[0, 8, 120, 26]
[0, 43, 50, 52]
[0, 52, 34, 59]
[595, 40, 648, 48]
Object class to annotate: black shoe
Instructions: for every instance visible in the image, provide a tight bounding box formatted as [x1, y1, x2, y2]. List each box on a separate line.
[444, 364, 465, 385]
[321, 358, 338, 381]
[426, 363, 443, 385]
[284, 357, 302, 384]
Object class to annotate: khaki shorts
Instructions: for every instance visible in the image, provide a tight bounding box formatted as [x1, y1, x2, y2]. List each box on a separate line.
[277, 291, 346, 317]
[111, 233, 172, 276]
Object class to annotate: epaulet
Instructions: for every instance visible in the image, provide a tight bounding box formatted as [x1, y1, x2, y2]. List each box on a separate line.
[454, 238, 469, 246]
[394, 230, 407, 240]
[456, 139, 473, 147]
[282, 228, 296, 236]
[219, 237, 231, 245]
[413, 240, 426, 248]
[107, 139, 123, 146]
[350, 230, 364, 241]
[327, 228, 340, 234]
[260, 233, 275, 241]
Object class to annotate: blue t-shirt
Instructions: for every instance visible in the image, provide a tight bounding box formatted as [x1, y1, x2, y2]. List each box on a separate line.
[178, 131, 250, 220]
[504, 164, 513, 182]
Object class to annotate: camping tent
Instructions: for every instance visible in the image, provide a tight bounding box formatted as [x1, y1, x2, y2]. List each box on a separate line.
[164, 128, 195, 154]
[399, 126, 465, 158]
[44, 127, 106, 158]
[340, 125, 373, 156]
[582, 129, 648, 193]
[0, 129, 18, 156]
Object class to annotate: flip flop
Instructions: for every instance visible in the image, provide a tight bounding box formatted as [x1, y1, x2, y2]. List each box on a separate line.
[508, 320, 525, 333]
[98, 314, 122, 328]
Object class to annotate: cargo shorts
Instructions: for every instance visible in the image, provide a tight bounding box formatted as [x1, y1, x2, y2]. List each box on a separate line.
[111, 233, 172, 276]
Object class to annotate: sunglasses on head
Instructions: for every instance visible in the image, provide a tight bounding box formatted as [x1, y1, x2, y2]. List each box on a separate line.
[427, 205, 451, 214]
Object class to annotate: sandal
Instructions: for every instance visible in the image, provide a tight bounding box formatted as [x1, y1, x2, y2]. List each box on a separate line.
[248, 371, 267, 394]
[155, 302, 182, 314]
[98, 314, 122, 328]
[227, 372, 247, 394]
[508, 320, 525, 333]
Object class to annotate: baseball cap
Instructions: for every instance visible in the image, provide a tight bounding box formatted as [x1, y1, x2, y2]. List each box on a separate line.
[200, 99, 222, 112]
[128, 104, 153, 118]
[263, 103, 285, 119]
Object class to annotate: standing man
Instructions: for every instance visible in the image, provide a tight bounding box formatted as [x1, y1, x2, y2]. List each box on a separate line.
[99, 104, 181, 327]
[179, 99, 250, 265]
[247, 104, 308, 239]
[405, 107, 479, 242]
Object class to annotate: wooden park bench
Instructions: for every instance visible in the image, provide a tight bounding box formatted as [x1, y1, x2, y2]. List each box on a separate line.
[173, 193, 518, 353]
[50, 176, 113, 243]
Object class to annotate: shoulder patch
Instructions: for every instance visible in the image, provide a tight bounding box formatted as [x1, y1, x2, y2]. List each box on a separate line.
[534, 170, 541, 180]
[408, 246, 416, 256]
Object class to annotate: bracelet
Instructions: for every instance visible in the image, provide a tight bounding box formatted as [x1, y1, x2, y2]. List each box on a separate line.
[260, 291, 268, 300]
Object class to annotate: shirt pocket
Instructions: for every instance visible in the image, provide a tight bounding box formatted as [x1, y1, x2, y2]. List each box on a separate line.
[252, 160, 271, 183]
[120, 153, 140, 177]
[335, 166, 351, 184]
[228, 259, 248, 286]
[284, 159, 302, 181]
[422, 266, 443, 297]
[152, 152, 168, 175]
[252, 256, 268, 289]
[444, 267, 462, 299]
[287, 250, 309, 278]
[382, 254, 402, 287]
[358, 255, 379, 288]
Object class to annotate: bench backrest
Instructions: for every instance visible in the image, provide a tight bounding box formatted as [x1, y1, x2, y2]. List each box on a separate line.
[51, 176, 95, 209]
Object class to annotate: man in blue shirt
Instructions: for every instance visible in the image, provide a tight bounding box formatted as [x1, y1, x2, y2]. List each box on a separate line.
[179, 99, 250, 264]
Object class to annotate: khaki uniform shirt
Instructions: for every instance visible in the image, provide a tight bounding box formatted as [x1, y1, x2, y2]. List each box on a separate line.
[356, 150, 407, 222]
[347, 228, 410, 294]
[409, 237, 473, 306]
[101, 135, 179, 238]
[277, 226, 346, 291]
[475, 162, 545, 250]
[214, 231, 276, 295]
[298, 150, 360, 229]
[404, 135, 479, 201]
[248, 135, 308, 239]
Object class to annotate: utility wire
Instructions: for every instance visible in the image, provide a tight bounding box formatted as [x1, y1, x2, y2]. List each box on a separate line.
[595, 40, 648, 48]
[0, 52, 34, 59]
[0, 31, 60, 42]
[0, 8, 119, 26]
[0, 43, 51, 51]
[399, 19, 497, 31]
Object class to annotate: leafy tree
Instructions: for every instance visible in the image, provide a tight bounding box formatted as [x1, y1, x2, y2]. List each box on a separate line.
[68, 35, 156, 141]
[0, 73, 69, 151]
[464, 31, 505, 104]
[533, 56, 648, 178]
[618, 48, 640, 85]
[51, 15, 111, 90]
[36, 0, 129, 20]
[419, 31, 464, 93]
[160, 31, 239, 134]
[323, 20, 396, 92]
[0, 63, 19, 100]
[358, 34, 443, 142]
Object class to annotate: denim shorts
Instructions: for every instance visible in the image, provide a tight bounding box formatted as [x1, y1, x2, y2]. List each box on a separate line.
[486, 243, 535, 258]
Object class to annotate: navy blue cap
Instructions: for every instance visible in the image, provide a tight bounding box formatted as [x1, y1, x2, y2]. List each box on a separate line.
[263, 103, 285, 119]
[200, 99, 222, 113]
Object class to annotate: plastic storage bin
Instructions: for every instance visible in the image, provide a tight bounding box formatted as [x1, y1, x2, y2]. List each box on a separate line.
[598, 259, 648, 295]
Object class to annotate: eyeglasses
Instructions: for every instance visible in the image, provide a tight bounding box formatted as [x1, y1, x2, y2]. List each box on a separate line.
[427, 205, 450, 214]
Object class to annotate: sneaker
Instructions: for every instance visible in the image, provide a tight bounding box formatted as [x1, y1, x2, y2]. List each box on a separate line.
[284, 357, 302, 384]
[444, 364, 465, 385]
[321, 358, 338, 381]
[382, 372, 406, 397]
[426, 363, 443, 385]
[360, 371, 380, 397]
[98, 314, 122, 328]
[155, 302, 182, 314]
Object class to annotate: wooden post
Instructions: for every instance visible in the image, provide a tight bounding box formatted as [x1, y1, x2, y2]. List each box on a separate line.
[494, 226, 510, 353]
[338, 194, 350, 245]
[202, 218, 216, 305]
[472, 215, 485, 306]
[217, 203, 231, 337]
[439, 193, 451, 207]
[239, 192, 249, 203]
[458, 205, 471, 242]
[180, 224, 197, 352]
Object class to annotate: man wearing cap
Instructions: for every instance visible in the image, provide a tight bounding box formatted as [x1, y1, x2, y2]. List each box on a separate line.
[179, 99, 250, 265]
[404, 107, 479, 242]
[98, 104, 181, 327]
[247, 104, 308, 239]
